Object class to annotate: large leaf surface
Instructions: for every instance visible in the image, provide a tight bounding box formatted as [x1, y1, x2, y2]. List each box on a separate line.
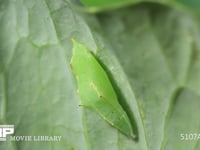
[0, 0, 200, 150]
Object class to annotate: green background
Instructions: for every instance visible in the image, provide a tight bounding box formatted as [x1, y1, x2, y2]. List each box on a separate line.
[0, 0, 200, 149]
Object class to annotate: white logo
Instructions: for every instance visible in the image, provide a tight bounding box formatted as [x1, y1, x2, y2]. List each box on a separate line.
[0, 125, 14, 141]
[0, 125, 62, 142]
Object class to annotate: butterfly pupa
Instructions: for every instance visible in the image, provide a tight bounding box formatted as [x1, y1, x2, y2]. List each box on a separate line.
[70, 39, 135, 139]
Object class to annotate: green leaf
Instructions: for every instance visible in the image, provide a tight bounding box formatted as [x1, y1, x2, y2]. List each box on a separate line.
[69, 0, 200, 13]
[0, 0, 200, 150]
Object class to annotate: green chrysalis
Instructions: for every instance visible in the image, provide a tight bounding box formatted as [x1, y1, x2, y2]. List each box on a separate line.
[70, 39, 135, 139]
